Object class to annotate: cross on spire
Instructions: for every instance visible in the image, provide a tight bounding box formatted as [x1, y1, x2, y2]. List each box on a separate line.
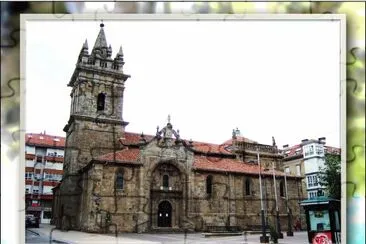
[167, 114, 171, 124]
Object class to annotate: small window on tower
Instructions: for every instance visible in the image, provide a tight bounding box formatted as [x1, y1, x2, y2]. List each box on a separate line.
[97, 93, 105, 111]
[245, 178, 251, 196]
[206, 175, 213, 195]
[116, 171, 124, 190]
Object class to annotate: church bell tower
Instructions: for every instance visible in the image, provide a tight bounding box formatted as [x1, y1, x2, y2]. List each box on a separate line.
[63, 23, 130, 175]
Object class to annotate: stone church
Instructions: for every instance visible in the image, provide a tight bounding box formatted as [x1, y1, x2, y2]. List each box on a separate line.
[52, 24, 304, 233]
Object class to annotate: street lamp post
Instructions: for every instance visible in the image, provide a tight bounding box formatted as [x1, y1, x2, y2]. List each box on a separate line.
[272, 162, 283, 239]
[284, 170, 294, 236]
[258, 150, 269, 243]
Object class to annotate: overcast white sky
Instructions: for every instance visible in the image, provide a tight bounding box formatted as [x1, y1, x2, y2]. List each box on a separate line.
[25, 18, 341, 148]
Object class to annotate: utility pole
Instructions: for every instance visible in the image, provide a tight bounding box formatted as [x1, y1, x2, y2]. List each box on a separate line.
[258, 149, 269, 243]
[272, 162, 283, 238]
[284, 170, 294, 236]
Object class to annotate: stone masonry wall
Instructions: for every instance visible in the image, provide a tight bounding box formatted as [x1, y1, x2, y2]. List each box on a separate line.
[64, 120, 124, 175]
[79, 164, 149, 233]
[189, 171, 302, 231]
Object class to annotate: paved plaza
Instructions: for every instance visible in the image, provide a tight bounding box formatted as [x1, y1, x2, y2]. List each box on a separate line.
[26, 224, 310, 244]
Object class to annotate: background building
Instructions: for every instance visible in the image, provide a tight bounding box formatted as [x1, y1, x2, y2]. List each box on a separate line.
[25, 132, 65, 224]
[282, 138, 341, 199]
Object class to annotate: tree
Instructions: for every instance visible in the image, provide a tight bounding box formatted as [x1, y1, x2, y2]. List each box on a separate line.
[318, 154, 341, 199]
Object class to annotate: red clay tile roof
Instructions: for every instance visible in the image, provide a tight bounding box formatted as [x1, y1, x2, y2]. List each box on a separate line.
[97, 148, 140, 163]
[25, 133, 65, 148]
[192, 156, 298, 177]
[96, 145, 299, 177]
[324, 146, 341, 155]
[119, 132, 154, 145]
[282, 144, 303, 158]
[190, 141, 232, 154]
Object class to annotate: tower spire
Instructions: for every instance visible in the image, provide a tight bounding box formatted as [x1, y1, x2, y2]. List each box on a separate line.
[92, 22, 108, 51]
[83, 39, 88, 49]
[118, 46, 123, 56]
[114, 45, 125, 69]
[77, 38, 89, 63]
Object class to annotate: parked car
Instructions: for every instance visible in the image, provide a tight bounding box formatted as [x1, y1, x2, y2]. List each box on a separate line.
[26, 214, 39, 228]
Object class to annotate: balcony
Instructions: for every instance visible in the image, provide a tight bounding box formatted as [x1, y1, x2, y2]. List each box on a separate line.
[45, 156, 64, 163]
[25, 154, 36, 160]
[233, 141, 278, 154]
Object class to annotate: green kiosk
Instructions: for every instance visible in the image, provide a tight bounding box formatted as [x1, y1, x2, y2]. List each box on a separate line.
[300, 196, 341, 244]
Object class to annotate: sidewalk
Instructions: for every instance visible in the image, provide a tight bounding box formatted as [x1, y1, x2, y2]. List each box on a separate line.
[28, 224, 309, 244]
[28, 224, 159, 244]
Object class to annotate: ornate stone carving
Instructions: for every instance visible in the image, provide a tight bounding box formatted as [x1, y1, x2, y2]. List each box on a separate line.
[155, 116, 181, 148]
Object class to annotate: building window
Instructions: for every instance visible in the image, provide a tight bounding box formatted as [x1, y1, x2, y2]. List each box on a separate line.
[245, 178, 251, 196]
[48, 174, 54, 181]
[35, 174, 42, 181]
[25, 188, 30, 194]
[116, 171, 124, 190]
[25, 172, 33, 180]
[33, 189, 39, 194]
[163, 175, 169, 188]
[308, 145, 314, 155]
[296, 165, 301, 176]
[309, 191, 318, 199]
[305, 145, 315, 157]
[97, 93, 106, 111]
[307, 176, 313, 187]
[206, 175, 213, 195]
[280, 180, 285, 197]
[307, 175, 318, 188]
[316, 145, 323, 155]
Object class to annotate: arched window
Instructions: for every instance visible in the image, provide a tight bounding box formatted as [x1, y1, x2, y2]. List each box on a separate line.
[245, 178, 251, 196]
[116, 171, 124, 190]
[97, 93, 106, 111]
[206, 175, 213, 194]
[280, 180, 285, 197]
[163, 175, 169, 188]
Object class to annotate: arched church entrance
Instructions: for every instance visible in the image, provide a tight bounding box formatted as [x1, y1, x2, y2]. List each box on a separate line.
[158, 201, 172, 227]
[150, 162, 184, 230]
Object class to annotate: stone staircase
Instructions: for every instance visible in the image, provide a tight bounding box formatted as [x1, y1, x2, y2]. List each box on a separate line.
[150, 227, 193, 233]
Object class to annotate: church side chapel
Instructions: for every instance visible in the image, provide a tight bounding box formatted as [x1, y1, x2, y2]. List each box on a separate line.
[52, 24, 304, 233]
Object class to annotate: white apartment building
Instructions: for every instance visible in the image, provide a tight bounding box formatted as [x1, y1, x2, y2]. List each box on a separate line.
[25, 132, 65, 224]
[282, 138, 340, 199]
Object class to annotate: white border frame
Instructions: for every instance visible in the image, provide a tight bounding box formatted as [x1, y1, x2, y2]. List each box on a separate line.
[20, 13, 346, 244]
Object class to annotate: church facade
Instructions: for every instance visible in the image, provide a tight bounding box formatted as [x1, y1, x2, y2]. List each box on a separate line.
[52, 24, 304, 233]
